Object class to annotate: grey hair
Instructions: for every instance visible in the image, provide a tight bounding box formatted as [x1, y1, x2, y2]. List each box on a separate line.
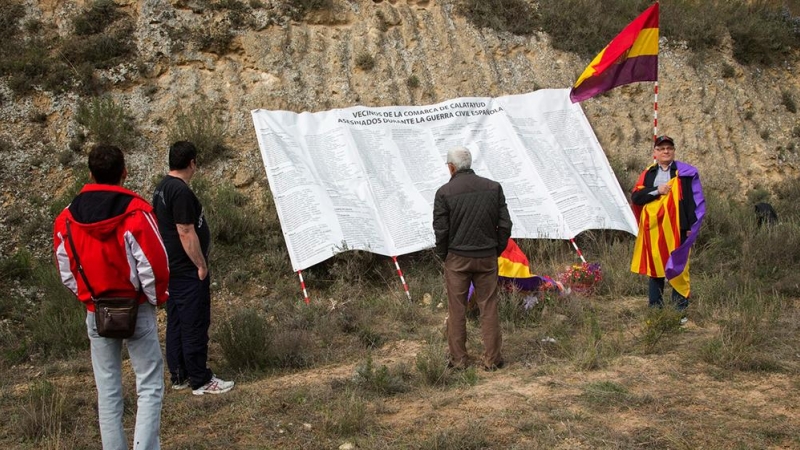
[446, 146, 472, 171]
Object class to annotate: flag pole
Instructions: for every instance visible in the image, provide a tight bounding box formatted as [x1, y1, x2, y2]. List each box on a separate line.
[569, 238, 588, 264]
[653, 80, 659, 143]
[392, 256, 412, 301]
[297, 270, 310, 304]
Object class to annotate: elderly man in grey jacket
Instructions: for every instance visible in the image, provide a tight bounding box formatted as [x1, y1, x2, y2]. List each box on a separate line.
[433, 146, 512, 371]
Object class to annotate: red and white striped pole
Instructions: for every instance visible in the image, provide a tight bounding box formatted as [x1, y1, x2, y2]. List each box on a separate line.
[569, 238, 587, 264]
[297, 270, 310, 304]
[392, 256, 412, 301]
[653, 81, 659, 144]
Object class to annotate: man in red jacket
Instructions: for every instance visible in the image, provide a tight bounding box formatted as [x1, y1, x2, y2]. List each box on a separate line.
[54, 144, 170, 450]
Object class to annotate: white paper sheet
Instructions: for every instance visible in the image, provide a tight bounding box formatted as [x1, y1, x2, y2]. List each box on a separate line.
[252, 89, 638, 271]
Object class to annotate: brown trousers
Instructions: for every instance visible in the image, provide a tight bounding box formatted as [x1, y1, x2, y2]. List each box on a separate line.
[445, 253, 502, 368]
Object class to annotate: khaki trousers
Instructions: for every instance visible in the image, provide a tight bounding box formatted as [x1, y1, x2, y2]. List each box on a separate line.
[445, 253, 503, 368]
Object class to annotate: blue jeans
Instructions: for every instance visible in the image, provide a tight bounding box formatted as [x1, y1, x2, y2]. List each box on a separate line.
[648, 277, 689, 311]
[166, 274, 213, 390]
[87, 303, 163, 450]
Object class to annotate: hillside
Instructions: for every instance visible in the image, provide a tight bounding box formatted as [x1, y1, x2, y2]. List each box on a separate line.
[1, 1, 800, 449]
[1, 0, 800, 258]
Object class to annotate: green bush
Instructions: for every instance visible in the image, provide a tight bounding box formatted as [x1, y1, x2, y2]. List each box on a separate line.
[639, 307, 683, 353]
[355, 52, 375, 71]
[61, 29, 134, 70]
[1, 40, 52, 96]
[726, 2, 800, 66]
[661, 0, 727, 51]
[26, 265, 87, 358]
[781, 91, 797, 113]
[534, 0, 650, 57]
[744, 222, 800, 296]
[497, 286, 542, 327]
[287, 0, 334, 21]
[0, 248, 33, 284]
[458, 0, 538, 36]
[0, 1, 25, 41]
[75, 96, 138, 150]
[321, 390, 369, 436]
[698, 290, 785, 372]
[773, 176, 800, 222]
[353, 355, 409, 395]
[215, 308, 314, 371]
[0, 249, 33, 321]
[17, 380, 72, 442]
[192, 24, 234, 54]
[415, 333, 451, 385]
[72, 0, 121, 36]
[191, 179, 264, 247]
[215, 308, 271, 370]
[167, 102, 228, 164]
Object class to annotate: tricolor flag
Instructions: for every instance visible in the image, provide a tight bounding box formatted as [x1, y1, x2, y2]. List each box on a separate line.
[569, 2, 659, 103]
[468, 238, 562, 301]
[630, 162, 705, 297]
[497, 238, 560, 292]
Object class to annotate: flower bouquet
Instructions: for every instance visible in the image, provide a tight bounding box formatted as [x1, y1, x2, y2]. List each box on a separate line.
[560, 262, 602, 295]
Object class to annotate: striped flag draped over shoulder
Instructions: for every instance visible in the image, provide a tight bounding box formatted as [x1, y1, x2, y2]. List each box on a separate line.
[630, 162, 705, 298]
[569, 2, 659, 103]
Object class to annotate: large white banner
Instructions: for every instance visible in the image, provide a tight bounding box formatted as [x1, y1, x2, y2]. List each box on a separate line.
[252, 89, 638, 271]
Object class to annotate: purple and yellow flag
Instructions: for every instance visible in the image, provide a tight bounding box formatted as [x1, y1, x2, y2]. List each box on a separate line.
[569, 3, 659, 103]
[630, 162, 705, 297]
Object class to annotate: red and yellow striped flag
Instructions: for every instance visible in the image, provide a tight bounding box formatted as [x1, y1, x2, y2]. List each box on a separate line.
[630, 176, 690, 296]
[570, 3, 659, 103]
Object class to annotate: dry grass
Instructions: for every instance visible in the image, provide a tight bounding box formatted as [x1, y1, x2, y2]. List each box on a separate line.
[3, 173, 800, 450]
[2, 276, 798, 448]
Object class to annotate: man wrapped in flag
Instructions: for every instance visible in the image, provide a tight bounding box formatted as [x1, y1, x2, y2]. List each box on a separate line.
[630, 136, 706, 322]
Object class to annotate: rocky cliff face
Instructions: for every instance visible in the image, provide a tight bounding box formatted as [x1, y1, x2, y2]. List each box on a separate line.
[1, 0, 799, 257]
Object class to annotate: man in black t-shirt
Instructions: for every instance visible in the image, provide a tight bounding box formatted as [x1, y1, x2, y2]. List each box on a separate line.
[153, 141, 234, 395]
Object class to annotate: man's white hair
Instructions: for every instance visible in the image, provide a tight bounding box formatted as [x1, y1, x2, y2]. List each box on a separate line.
[446, 146, 472, 171]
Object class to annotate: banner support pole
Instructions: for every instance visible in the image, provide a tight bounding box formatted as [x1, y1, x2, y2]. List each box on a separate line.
[569, 238, 587, 264]
[297, 270, 310, 304]
[392, 256, 412, 301]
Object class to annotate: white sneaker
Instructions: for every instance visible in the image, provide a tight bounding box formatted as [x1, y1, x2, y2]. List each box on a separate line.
[172, 380, 190, 390]
[192, 376, 235, 396]
[680, 316, 689, 326]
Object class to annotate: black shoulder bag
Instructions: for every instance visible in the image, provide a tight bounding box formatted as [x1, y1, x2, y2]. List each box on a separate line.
[66, 219, 140, 339]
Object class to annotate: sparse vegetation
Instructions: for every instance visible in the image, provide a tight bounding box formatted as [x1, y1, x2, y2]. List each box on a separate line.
[782, 91, 797, 113]
[287, 0, 334, 21]
[407, 74, 420, 89]
[17, 380, 72, 443]
[464, 0, 800, 65]
[75, 96, 138, 150]
[0, 0, 134, 96]
[355, 52, 376, 71]
[721, 62, 736, 78]
[167, 101, 228, 163]
[458, 0, 537, 36]
[192, 24, 234, 54]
